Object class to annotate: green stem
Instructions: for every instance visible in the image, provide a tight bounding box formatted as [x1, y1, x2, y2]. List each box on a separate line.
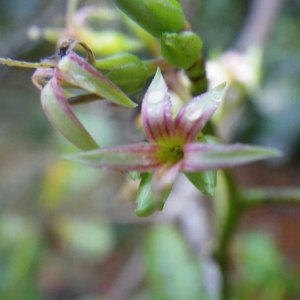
[215, 169, 241, 300]
[143, 58, 173, 77]
[241, 187, 300, 209]
[66, 0, 79, 27]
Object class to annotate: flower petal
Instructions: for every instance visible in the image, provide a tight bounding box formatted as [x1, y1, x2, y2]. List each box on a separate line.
[41, 77, 99, 150]
[62, 144, 162, 171]
[142, 68, 176, 145]
[174, 83, 225, 143]
[56, 51, 137, 108]
[182, 143, 281, 172]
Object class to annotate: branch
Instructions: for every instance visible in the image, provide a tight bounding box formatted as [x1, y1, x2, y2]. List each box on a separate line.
[241, 188, 300, 209]
[235, 0, 284, 51]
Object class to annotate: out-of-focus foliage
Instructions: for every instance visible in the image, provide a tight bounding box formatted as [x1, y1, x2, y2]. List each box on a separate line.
[144, 225, 207, 300]
[0, 0, 300, 299]
[234, 232, 300, 300]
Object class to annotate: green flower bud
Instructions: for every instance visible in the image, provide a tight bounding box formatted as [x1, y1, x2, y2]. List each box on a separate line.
[94, 53, 148, 94]
[112, 0, 185, 38]
[161, 31, 203, 69]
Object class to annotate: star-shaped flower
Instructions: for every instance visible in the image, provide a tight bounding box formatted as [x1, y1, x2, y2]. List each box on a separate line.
[63, 69, 280, 216]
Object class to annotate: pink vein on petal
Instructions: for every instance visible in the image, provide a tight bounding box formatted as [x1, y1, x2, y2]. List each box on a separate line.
[175, 98, 219, 143]
[141, 76, 175, 144]
[49, 77, 79, 124]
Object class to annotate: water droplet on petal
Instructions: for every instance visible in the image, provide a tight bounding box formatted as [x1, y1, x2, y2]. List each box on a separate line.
[148, 91, 165, 104]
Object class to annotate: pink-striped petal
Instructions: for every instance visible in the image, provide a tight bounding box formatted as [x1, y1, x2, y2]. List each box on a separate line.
[182, 143, 281, 172]
[56, 51, 137, 108]
[174, 83, 225, 143]
[62, 144, 162, 171]
[142, 68, 176, 145]
[41, 77, 99, 151]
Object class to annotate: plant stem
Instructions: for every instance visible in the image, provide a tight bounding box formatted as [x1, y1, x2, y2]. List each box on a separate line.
[241, 187, 300, 209]
[215, 169, 241, 300]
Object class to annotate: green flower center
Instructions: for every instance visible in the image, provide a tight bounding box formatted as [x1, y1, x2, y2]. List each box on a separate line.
[156, 144, 184, 163]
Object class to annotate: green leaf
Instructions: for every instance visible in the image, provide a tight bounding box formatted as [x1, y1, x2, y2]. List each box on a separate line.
[185, 170, 217, 196]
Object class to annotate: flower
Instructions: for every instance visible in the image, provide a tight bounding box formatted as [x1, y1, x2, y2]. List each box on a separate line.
[63, 69, 280, 216]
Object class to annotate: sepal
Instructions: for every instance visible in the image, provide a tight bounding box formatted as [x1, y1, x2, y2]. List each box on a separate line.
[135, 172, 172, 217]
[185, 170, 217, 196]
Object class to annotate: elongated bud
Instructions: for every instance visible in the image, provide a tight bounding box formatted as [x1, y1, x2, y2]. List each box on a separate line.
[41, 77, 99, 150]
[94, 53, 148, 94]
[161, 31, 203, 69]
[112, 0, 185, 38]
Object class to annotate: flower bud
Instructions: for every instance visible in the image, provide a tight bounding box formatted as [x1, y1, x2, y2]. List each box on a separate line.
[160, 31, 203, 69]
[41, 77, 99, 150]
[57, 51, 137, 108]
[112, 0, 185, 37]
[95, 53, 148, 94]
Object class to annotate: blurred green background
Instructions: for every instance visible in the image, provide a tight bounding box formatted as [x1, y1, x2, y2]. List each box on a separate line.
[0, 0, 300, 299]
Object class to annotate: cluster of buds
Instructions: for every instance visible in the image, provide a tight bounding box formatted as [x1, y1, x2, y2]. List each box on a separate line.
[0, 1, 280, 217]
